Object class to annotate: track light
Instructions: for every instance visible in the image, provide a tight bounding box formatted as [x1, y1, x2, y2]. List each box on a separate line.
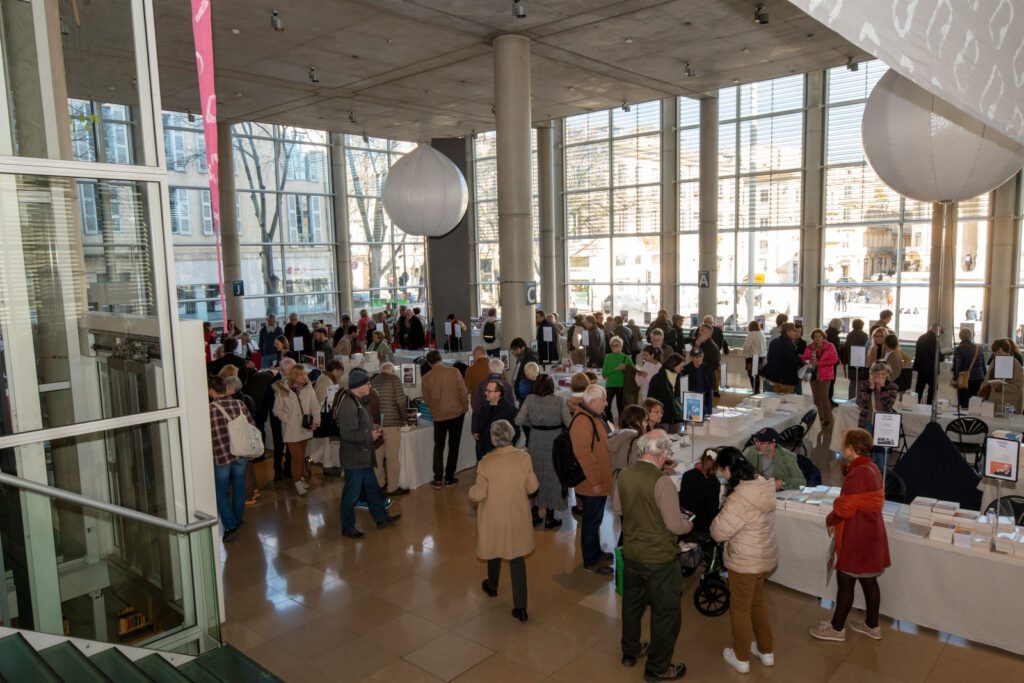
[308, 66, 319, 83]
[846, 57, 859, 72]
[271, 10, 284, 32]
[187, 110, 195, 123]
[361, 131, 369, 144]
[622, 102, 631, 113]
[471, 129, 478, 140]
[60, 14, 70, 36]
[684, 61, 696, 78]
[754, 3, 768, 24]
[348, 111, 357, 124]
[513, 0, 526, 19]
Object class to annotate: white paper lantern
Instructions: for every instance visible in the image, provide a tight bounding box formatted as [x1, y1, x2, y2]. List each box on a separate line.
[862, 71, 1024, 203]
[381, 144, 469, 237]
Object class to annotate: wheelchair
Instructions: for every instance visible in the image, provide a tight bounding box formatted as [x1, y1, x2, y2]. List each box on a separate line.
[679, 531, 730, 617]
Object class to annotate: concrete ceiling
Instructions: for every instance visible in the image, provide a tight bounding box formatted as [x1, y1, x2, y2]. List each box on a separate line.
[67, 0, 873, 141]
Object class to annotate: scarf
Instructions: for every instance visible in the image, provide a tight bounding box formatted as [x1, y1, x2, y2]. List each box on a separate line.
[830, 467, 884, 567]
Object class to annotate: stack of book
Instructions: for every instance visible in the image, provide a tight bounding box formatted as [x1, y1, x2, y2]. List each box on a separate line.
[994, 529, 1019, 554]
[891, 519, 931, 538]
[952, 510, 979, 530]
[775, 490, 805, 510]
[996, 515, 1016, 533]
[1013, 534, 1024, 559]
[909, 497, 938, 525]
[931, 500, 959, 525]
[882, 501, 903, 522]
[952, 527, 973, 549]
[928, 521, 957, 544]
[970, 530, 993, 553]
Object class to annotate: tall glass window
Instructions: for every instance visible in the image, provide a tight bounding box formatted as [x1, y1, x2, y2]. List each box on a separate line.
[564, 101, 661, 320]
[165, 116, 335, 323]
[821, 61, 991, 340]
[717, 76, 805, 329]
[678, 97, 701, 319]
[471, 131, 539, 314]
[345, 135, 427, 314]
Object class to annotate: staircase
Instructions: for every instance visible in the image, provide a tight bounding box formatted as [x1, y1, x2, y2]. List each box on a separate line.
[0, 628, 282, 682]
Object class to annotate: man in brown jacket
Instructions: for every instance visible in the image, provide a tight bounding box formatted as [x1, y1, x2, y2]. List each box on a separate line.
[570, 384, 615, 575]
[421, 350, 470, 489]
[463, 345, 492, 395]
[370, 363, 410, 496]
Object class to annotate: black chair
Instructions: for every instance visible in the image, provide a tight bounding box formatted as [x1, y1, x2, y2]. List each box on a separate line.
[742, 435, 756, 449]
[945, 417, 988, 472]
[884, 470, 907, 503]
[892, 423, 910, 465]
[779, 424, 807, 457]
[797, 453, 822, 487]
[800, 409, 818, 435]
[984, 495, 1024, 525]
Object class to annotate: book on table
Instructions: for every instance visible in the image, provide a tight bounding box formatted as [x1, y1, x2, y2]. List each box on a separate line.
[994, 530, 1019, 554]
[892, 519, 931, 538]
[952, 527, 973, 549]
[928, 521, 957, 544]
[970, 530, 993, 553]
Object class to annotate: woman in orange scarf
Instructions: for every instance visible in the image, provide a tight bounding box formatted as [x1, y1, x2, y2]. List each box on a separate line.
[810, 428, 891, 642]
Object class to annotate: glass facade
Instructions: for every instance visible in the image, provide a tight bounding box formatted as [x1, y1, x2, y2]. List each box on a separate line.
[717, 75, 805, 330]
[564, 101, 661, 320]
[677, 97, 701, 318]
[345, 135, 427, 314]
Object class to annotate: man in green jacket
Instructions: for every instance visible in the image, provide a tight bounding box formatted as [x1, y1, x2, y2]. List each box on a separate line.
[742, 427, 806, 491]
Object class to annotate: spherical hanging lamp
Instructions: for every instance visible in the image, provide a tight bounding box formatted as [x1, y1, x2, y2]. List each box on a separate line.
[382, 144, 469, 237]
[862, 70, 1024, 203]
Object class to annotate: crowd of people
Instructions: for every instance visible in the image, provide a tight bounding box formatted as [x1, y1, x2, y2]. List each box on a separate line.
[202, 303, 1024, 680]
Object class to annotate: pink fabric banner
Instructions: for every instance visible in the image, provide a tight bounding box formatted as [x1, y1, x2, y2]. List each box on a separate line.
[190, 0, 228, 331]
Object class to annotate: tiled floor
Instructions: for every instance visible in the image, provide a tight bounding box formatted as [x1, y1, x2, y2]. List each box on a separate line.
[221, 443, 1024, 682]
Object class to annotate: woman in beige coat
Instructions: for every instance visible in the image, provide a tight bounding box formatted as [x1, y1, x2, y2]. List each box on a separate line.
[272, 364, 320, 496]
[469, 419, 539, 622]
[711, 447, 779, 675]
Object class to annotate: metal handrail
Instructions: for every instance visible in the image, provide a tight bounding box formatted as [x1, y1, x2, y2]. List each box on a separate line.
[0, 472, 218, 534]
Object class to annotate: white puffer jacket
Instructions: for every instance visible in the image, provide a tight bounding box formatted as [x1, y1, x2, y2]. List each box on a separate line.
[710, 476, 778, 575]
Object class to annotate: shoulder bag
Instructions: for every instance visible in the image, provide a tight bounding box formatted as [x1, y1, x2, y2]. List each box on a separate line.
[214, 402, 264, 457]
[953, 345, 980, 389]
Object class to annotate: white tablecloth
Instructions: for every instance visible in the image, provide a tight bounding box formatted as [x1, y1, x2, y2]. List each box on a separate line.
[829, 401, 1022, 452]
[396, 417, 477, 490]
[771, 506, 1024, 655]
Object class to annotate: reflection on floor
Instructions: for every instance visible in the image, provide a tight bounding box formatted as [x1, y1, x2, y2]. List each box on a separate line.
[221, 438, 1024, 682]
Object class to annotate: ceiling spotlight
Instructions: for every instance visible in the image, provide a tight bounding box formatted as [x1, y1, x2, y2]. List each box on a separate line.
[187, 110, 195, 123]
[231, 28, 241, 35]
[754, 3, 769, 24]
[621, 102, 631, 113]
[348, 111, 357, 124]
[846, 57, 859, 71]
[308, 66, 319, 83]
[271, 10, 284, 32]
[684, 61, 696, 78]
[624, 37, 633, 44]
[513, 0, 526, 19]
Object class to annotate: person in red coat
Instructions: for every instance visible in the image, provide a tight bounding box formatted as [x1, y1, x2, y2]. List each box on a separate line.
[810, 428, 890, 643]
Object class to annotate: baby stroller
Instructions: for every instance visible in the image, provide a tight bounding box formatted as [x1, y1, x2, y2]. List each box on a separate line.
[678, 532, 729, 617]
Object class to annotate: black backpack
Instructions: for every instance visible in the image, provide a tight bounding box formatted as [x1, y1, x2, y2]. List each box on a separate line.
[482, 319, 497, 344]
[551, 414, 596, 494]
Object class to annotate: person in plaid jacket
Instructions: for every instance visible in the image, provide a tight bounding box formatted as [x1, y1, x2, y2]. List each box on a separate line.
[209, 375, 256, 542]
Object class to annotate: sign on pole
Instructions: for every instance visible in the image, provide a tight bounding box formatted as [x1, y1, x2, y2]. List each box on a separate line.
[698, 271, 710, 288]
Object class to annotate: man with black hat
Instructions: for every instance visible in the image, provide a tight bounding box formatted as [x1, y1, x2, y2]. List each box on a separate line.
[741, 427, 806, 491]
[337, 368, 401, 539]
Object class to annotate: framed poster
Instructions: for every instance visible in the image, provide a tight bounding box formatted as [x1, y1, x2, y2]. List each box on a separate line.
[984, 437, 1020, 482]
[872, 412, 901, 448]
[499, 350, 510, 371]
[683, 392, 704, 423]
[849, 346, 866, 368]
[444, 321, 452, 336]
[400, 364, 416, 385]
[644, 311, 652, 324]
[292, 336, 305, 353]
[994, 355, 1014, 379]
[793, 315, 804, 328]
[581, 330, 590, 346]
[542, 326, 553, 342]
[376, 322, 385, 333]
[454, 324, 462, 339]
[315, 351, 325, 372]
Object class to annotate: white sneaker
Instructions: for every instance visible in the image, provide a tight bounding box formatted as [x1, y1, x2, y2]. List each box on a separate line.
[809, 620, 846, 642]
[850, 620, 882, 640]
[723, 648, 750, 674]
[751, 643, 774, 667]
[294, 479, 309, 496]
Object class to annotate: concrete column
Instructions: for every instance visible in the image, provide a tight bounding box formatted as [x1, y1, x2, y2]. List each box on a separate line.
[427, 138, 473, 339]
[537, 122, 557, 315]
[553, 120, 568, 317]
[698, 95, 719, 316]
[800, 72, 826, 328]
[217, 122, 244, 329]
[330, 132, 353, 320]
[494, 34, 534, 343]
[660, 97, 679, 316]
[928, 201, 958, 350]
[985, 174, 1021, 340]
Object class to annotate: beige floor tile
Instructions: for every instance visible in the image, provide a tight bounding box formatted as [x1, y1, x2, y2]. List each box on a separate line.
[538, 603, 620, 640]
[923, 654, 1005, 683]
[219, 621, 265, 651]
[280, 538, 347, 565]
[496, 624, 597, 675]
[374, 575, 449, 610]
[452, 653, 544, 683]
[236, 598, 321, 640]
[342, 558, 421, 592]
[454, 607, 534, 651]
[242, 641, 302, 679]
[545, 644, 641, 683]
[364, 612, 447, 656]
[403, 632, 494, 682]
[762, 635, 849, 682]
[268, 616, 359, 661]
[306, 636, 399, 683]
[223, 583, 294, 621]
[290, 578, 372, 616]
[324, 594, 407, 632]
[265, 565, 339, 596]
[412, 592, 494, 630]
[937, 639, 1024, 678]
[829, 661, 906, 683]
[577, 582, 622, 619]
[359, 659, 444, 682]
[844, 638, 940, 683]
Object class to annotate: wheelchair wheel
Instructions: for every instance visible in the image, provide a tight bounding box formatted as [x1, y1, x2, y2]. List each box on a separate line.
[680, 564, 699, 578]
[693, 577, 729, 616]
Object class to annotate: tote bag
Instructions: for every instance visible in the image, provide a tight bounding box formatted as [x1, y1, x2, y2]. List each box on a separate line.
[214, 403, 264, 457]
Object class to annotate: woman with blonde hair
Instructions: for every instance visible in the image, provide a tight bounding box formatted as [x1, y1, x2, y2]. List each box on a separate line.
[217, 364, 239, 379]
[272, 364, 320, 495]
[742, 320, 768, 394]
[516, 361, 540, 403]
[365, 329, 394, 362]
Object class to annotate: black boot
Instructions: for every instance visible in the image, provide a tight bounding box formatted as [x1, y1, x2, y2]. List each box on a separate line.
[531, 505, 542, 527]
[544, 509, 562, 530]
